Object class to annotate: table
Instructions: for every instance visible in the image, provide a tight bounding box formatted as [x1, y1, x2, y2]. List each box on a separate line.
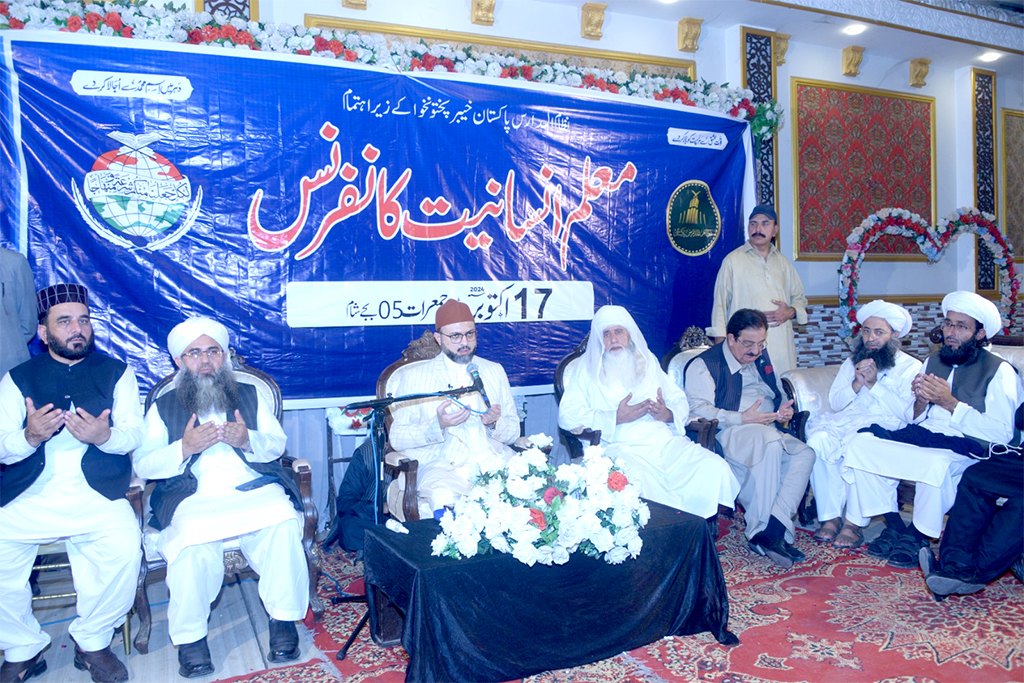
[363, 500, 736, 682]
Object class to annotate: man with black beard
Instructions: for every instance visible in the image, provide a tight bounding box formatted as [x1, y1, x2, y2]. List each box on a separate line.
[386, 299, 518, 521]
[133, 316, 307, 678]
[0, 283, 143, 683]
[805, 300, 921, 549]
[843, 292, 1020, 568]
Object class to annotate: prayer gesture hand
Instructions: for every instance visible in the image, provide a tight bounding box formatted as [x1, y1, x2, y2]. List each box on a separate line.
[616, 393, 649, 424]
[181, 413, 219, 459]
[741, 398, 774, 425]
[64, 407, 112, 446]
[437, 400, 471, 429]
[853, 358, 878, 391]
[764, 299, 795, 327]
[24, 398, 64, 448]
[219, 410, 250, 451]
[914, 373, 958, 413]
[648, 388, 674, 423]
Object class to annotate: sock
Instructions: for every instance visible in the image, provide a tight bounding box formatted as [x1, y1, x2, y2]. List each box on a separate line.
[906, 523, 928, 541]
[761, 515, 786, 542]
[883, 512, 906, 532]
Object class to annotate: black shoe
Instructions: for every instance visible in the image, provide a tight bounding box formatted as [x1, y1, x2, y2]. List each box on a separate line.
[918, 546, 937, 576]
[866, 526, 902, 560]
[783, 540, 806, 563]
[925, 569, 986, 596]
[0, 651, 46, 683]
[72, 646, 128, 683]
[178, 637, 215, 679]
[1011, 555, 1024, 583]
[888, 534, 929, 569]
[748, 537, 794, 569]
[268, 618, 300, 663]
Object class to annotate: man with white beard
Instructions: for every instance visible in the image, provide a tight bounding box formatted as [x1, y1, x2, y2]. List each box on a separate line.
[806, 300, 921, 548]
[558, 305, 740, 536]
[133, 316, 308, 679]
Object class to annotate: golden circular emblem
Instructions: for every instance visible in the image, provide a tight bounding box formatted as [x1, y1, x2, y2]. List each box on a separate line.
[666, 180, 721, 256]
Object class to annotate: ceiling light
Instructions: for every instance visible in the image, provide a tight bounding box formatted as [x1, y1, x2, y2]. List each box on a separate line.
[979, 52, 1001, 62]
[842, 24, 867, 36]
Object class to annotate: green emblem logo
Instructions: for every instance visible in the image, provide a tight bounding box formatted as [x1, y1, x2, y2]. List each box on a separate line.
[666, 180, 721, 256]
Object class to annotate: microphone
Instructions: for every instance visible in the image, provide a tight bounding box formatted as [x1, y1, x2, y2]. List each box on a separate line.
[466, 363, 491, 410]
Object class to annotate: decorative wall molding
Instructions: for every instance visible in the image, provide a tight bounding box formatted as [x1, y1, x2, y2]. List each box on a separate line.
[677, 17, 703, 53]
[342, 0, 366, 9]
[581, 3, 607, 41]
[742, 27, 778, 209]
[195, 0, 258, 21]
[841, 45, 864, 77]
[909, 58, 930, 88]
[471, 0, 495, 26]
[774, 33, 790, 66]
[973, 68, 997, 294]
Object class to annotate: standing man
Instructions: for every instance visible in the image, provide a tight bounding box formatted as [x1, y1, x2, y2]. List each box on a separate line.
[708, 205, 808, 375]
[1, 248, 37, 378]
[133, 316, 308, 679]
[843, 291, 1020, 568]
[387, 299, 519, 521]
[0, 283, 143, 683]
[685, 309, 816, 568]
[558, 305, 740, 529]
[807, 300, 921, 548]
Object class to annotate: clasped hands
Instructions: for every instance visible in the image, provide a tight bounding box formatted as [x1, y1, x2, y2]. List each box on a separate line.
[181, 410, 250, 459]
[24, 398, 111, 448]
[741, 397, 795, 426]
[616, 388, 673, 424]
[437, 400, 501, 429]
[852, 358, 879, 392]
[912, 373, 957, 413]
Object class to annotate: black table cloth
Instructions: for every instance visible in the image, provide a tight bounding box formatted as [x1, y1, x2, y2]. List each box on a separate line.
[363, 500, 736, 683]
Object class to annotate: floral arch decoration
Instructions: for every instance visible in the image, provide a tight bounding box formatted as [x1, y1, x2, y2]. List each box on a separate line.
[838, 207, 1020, 343]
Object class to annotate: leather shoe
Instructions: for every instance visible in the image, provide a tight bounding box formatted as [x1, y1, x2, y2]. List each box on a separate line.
[1011, 554, 1024, 583]
[748, 536, 794, 569]
[888, 534, 929, 569]
[866, 526, 901, 560]
[268, 618, 300, 663]
[925, 570, 986, 596]
[177, 637, 215, 679]
[0, 651, 46, 683]
[73, 646, 127, 683]
[783, 540, 806, 563]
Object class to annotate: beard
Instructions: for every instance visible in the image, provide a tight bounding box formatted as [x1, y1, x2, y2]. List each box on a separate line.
[601, 345, 646, 391]
[939, 334, 983, 366]
[850, 335, 899, 371]
[48, 331, 95, 361]
[175, 363, 240, 416]
[441, 344, 474, 365]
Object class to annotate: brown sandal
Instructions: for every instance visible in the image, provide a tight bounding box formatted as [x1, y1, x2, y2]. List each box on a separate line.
[813, 517, 842, 543]
[833, 523, 864, 548]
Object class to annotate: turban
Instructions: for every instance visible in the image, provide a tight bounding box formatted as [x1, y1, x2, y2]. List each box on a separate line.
[167, 316, 230, 360]
[857, 299, 912, 337]
[942, 291, 1002, 339]
[36, 283, 88, 321]
[749, 204, 777, 223]
[435, 299, 473, 330]
[584, 305, 651, 378]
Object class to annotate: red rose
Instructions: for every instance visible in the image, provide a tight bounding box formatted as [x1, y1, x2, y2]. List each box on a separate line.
[509, 65, 520, 79]
[327, 39, 344, 56]
[313, 35, 329, 53]
[84, 12, 102, 30]
[344, 49, 357, 62]
[8, 17, 23, 29]
[543, 487, 563, 505]
[608, 84, 619, 94]
[422, 53, 437, 70]
[221, 24, 238, 40]
[596, 78, 607, 91]
[680, 92, 695, 106]
[0, 3, 9, 17]
[608, 471, 628, 492]
[583, 73, 596, 87]
[529, 507, 547, 531]
[653, 93, 665, 101]
[121, 26, 133, 38]
[521, 65, 533, 80]
[104, 12, 122, 32]
[500, 66, 510, 78]
[65, 15, 82, 32]
[187, 28, 202, 44]
[296, 49, 311, 56]
[410, 57, 422, 70]
[236, 30, 254, 46]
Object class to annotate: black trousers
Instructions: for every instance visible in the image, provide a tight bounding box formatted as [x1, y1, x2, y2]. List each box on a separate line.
[938, 451, 1024, 584]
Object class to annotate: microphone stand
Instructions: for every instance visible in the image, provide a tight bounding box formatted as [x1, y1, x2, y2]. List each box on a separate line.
[335, 381, 481, 660]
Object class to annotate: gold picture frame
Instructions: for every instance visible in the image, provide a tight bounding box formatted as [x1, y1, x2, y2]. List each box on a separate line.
[1002, 108, 1024, 264]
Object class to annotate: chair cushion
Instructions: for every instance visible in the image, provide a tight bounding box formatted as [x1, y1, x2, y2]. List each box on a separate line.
[780, 365, 842, 417]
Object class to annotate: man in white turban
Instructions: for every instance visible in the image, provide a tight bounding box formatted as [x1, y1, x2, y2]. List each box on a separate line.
[133, 316, 308, 678]
[843, 291, 1021, 568]
[805, 300, 922, 548]
[558, 305, 740, 535]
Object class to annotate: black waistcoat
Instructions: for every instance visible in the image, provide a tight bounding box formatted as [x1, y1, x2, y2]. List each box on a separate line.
[147, 382, 300, 530]
[686, 342, 782, 412]
[923, 348, 1007, 414]
[2, 352, 131, 506]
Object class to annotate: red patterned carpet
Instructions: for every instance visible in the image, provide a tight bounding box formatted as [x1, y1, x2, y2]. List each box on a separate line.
[217, 513, 1024, 682]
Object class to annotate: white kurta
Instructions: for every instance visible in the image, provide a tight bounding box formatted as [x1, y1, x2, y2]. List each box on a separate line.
[133, 388, 307, 644]
[0, 364, 143, 660]
[559, 350, 740, 519]
[707, 242, 808, 376]
[842, 358, 1021, 537]
[806, 351, 921, 521]
[388, 353, 519, 519]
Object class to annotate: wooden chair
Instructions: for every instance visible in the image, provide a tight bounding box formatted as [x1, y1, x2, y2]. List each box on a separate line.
[553, 335, 602, 460]
[132, 350, 323, 654]
[662, 325, 720, 451]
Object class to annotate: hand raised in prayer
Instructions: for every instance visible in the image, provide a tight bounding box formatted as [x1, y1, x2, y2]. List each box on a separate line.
[219, 410, 250, 451]
[480, 403, 501, 427]
[648, 388, 674, 423]
[741, 398, 775, 425]
[853, 358, 878, 391]
[64, 407, 112, 446]
[616, 393, 649, 424]
[764, 299, 795, 327]
[437, 400, 471, 429]
[24, 398, 64, 448]
[775, 398, 795, 424]
[915, 373, 958, 413]
[181, 413, 220, 459]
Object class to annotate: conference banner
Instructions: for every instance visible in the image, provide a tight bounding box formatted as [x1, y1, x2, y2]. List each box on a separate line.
[0, 34, 753, 401]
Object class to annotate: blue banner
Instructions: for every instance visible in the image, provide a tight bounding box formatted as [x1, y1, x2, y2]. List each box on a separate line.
[1, 36, 752, 401]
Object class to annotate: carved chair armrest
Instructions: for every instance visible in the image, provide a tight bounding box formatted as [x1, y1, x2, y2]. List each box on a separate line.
[686, 418, 718, 451]
[126, 479, 145, 527]
[578, 428, 602, 446]
[787, 410, 811, 442]
[387, 457, 420, 522]
[285, 457, 319, 545]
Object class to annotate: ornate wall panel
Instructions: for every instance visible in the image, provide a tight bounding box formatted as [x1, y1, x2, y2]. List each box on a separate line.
[742, 28, 777, 209]
[974, 68, 997, 293]
[195, 0, 258, 21]
[792, 78, 935, 259]
[1004, 109, 1024, 263]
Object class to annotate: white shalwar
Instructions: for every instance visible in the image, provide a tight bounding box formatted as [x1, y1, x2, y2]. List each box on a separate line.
[806, 351, 921, 521]
[133, 394, 308, 645]
[0, 369, 143, 662]
[842, 360, 1021, 538]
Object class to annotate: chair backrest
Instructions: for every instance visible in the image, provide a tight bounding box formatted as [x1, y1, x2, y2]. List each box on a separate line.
[377, 331, 441, 432]
[553, 334, 589, 403]
[990, 339, 1024, 378]
[780, 365, 842, 418]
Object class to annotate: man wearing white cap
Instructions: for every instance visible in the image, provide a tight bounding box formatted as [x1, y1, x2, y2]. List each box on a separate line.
[806, 300, 922, 548]
[560, 306, 740, 534]
[133, 316, 308, 678]
[843, 291, 1021, 568]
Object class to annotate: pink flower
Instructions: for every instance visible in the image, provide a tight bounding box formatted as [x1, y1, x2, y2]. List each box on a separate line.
[607, 471, 628, 492]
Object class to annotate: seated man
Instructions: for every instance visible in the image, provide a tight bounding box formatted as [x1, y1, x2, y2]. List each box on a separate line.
[133, 316, 308, 679]
[920, 403, 1024, 595]
[0, 283, 143, 683]
[843, 291, 1019, 568]
[558, 305, 739, 532]
[807, 300, 921, 548]
[685, 308, 815, 568]
[387, 299, 519, 521]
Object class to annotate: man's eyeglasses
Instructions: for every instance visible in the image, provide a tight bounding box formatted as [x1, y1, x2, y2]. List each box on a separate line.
[739, 339, 766, 351]
[182, 347, 224, 360]
[440, 330, 477, 344]
[941, 320, 975, 334]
